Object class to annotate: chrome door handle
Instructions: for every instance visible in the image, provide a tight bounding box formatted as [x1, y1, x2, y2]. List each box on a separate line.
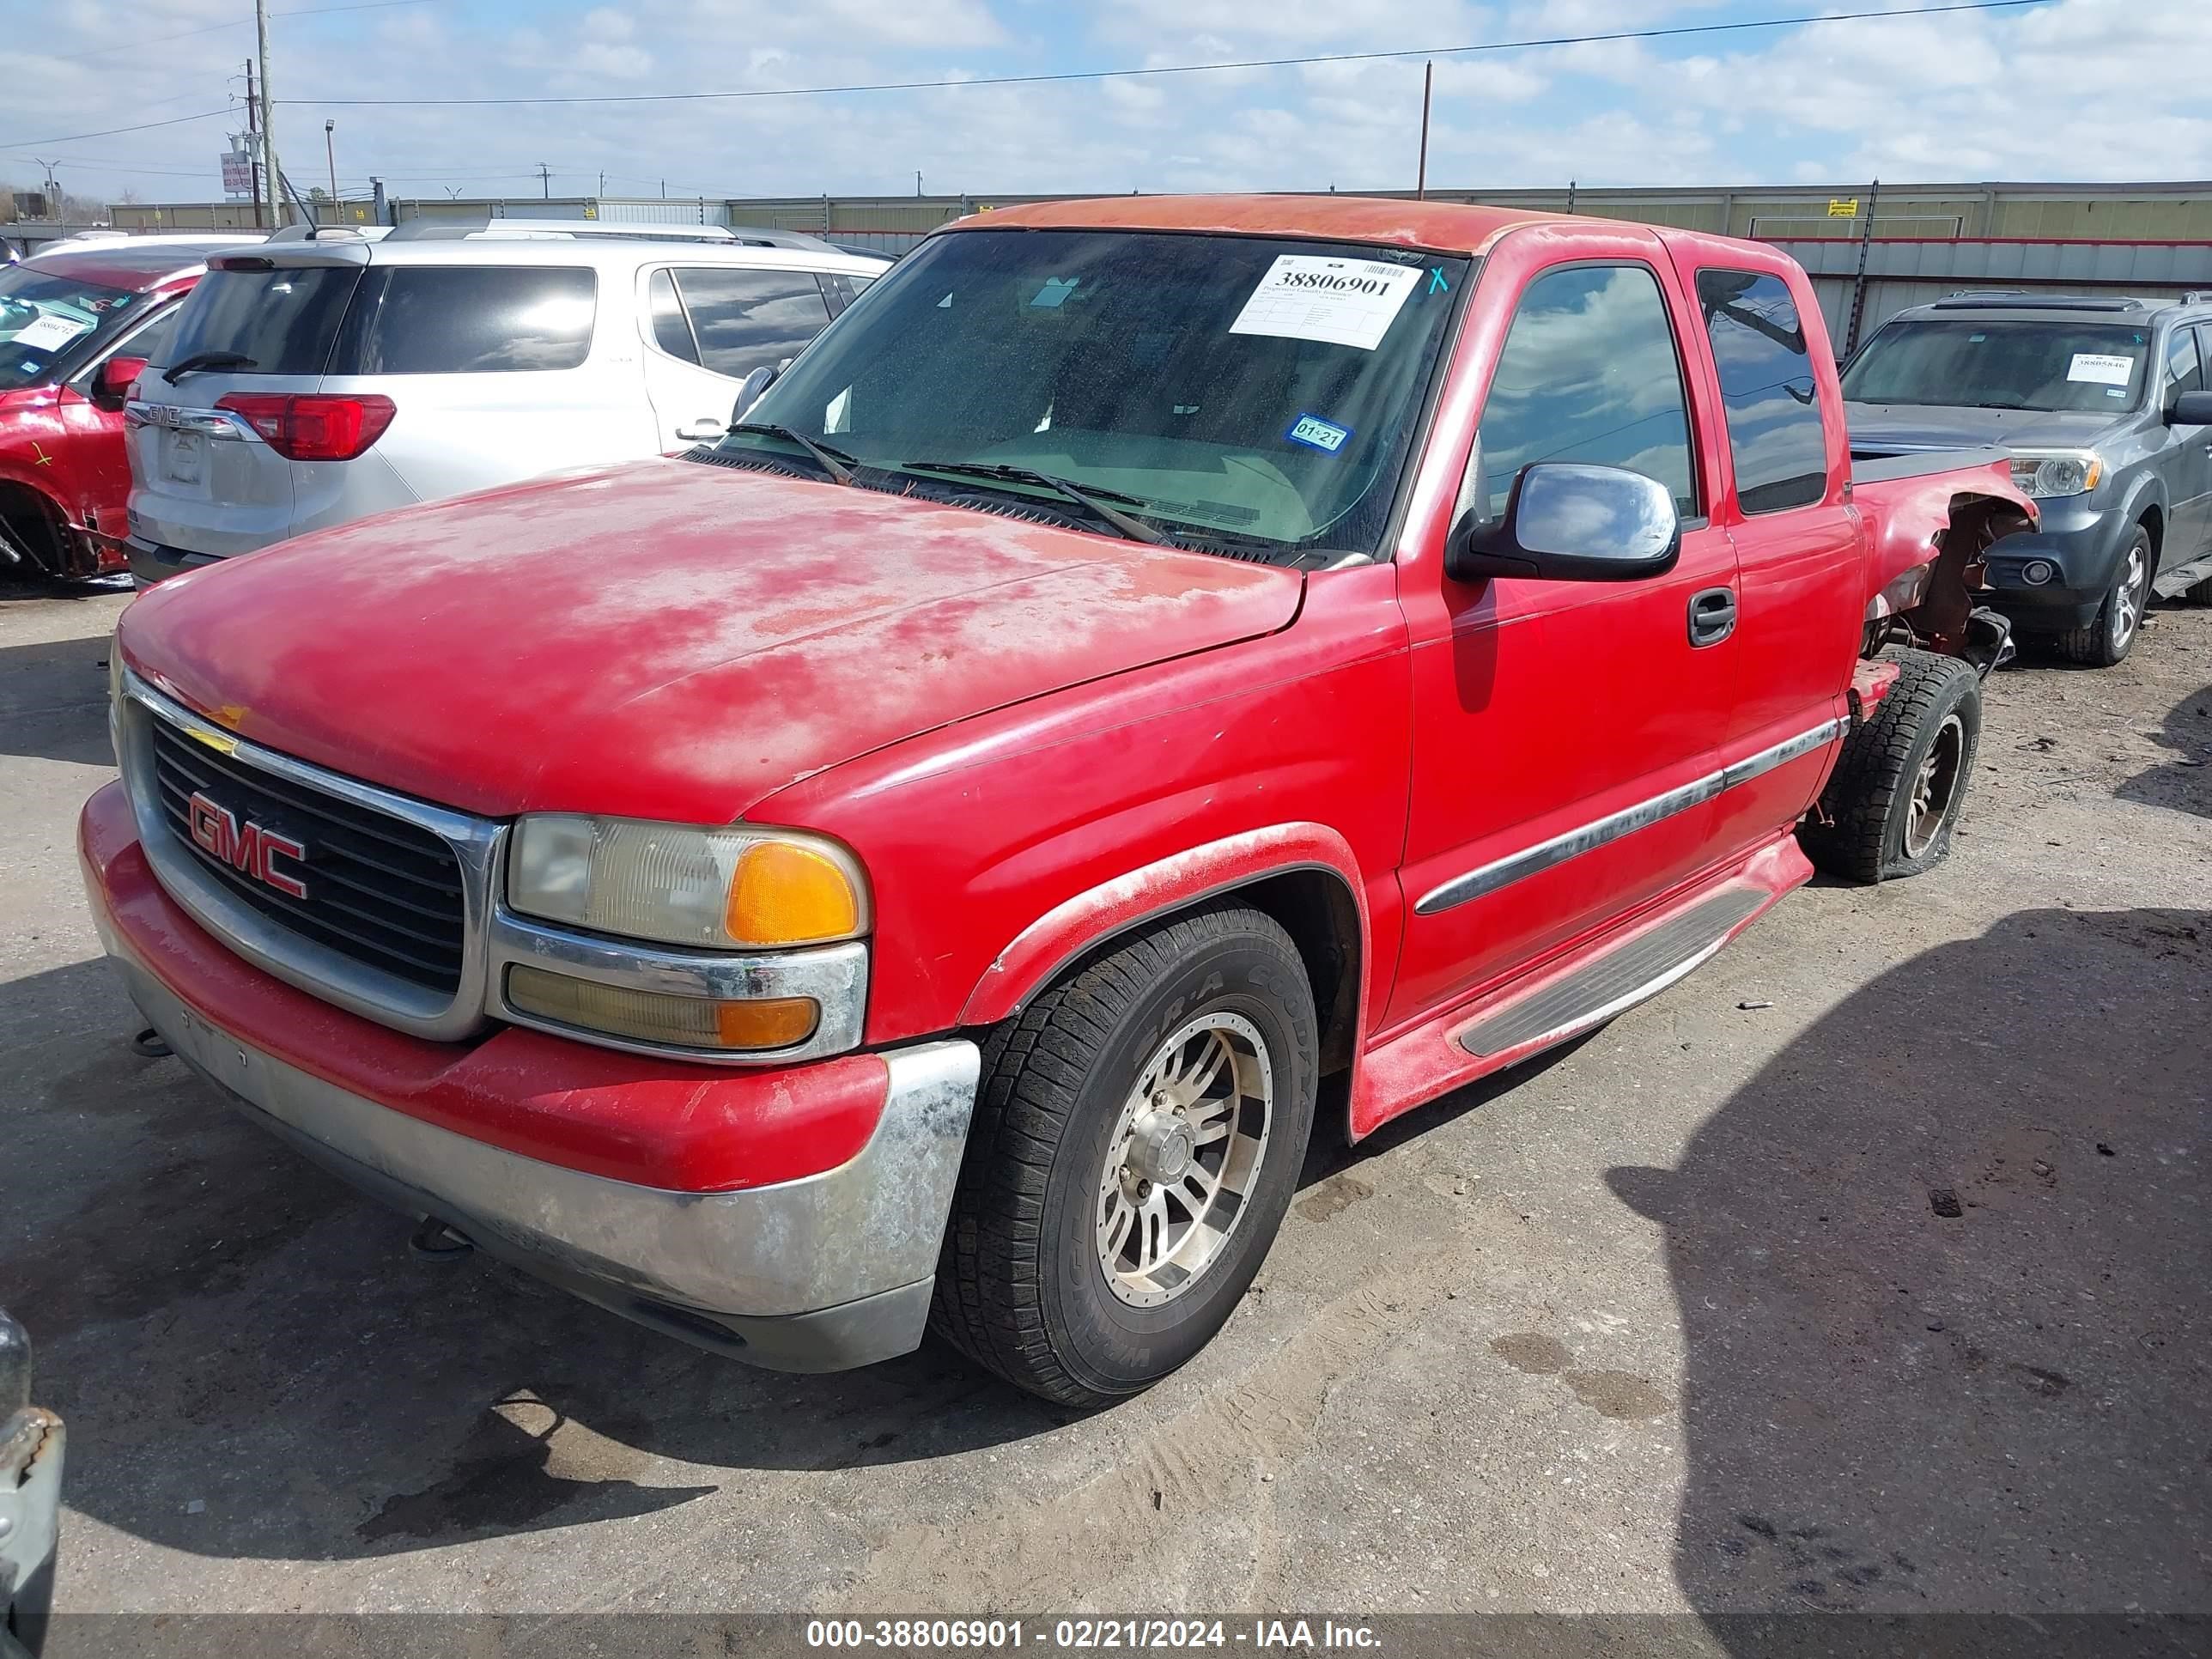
[675, 418, 726, 441]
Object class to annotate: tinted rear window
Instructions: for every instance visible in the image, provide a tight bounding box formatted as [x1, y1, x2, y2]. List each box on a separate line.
[165, 264, 362, 376]
[330, 266, 596, 374]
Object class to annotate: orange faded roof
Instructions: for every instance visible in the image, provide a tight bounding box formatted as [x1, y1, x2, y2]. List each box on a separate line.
[939, 194, 1569, 257]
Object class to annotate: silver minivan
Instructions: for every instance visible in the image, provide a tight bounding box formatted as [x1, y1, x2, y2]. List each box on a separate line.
[123, 222, 885, 582]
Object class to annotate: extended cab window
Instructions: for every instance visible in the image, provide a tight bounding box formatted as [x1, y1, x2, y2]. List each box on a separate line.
[672, 268, 831, 380]
[1696, 269, 1827, 515]
[330, 267, 596, 374]
[1472, 263, 1697, 521]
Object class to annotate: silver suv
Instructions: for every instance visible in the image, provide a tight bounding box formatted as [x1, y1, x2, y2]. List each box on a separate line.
[123, 221, 884, 583]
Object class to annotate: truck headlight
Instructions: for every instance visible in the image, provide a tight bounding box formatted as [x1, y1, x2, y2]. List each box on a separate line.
[507, 815, 869, 950]
[2008, 450, 2103, 500]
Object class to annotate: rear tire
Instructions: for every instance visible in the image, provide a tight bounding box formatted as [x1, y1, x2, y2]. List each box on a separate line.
[2056, 525, 2152, 666]
[931, 906, 1317, 1407]
[1802, 649, 1982, 884]
[2183, 573, 2212, 606]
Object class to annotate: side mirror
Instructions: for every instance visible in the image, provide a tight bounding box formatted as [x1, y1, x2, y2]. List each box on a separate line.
[1445, 462, 1682, 585]
[2168, 389, 2212, 427]
[733, 364, 778, 421]
[91, 355, 148, 413]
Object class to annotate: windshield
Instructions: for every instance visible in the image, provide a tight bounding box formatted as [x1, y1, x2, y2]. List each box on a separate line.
[723, 228, 1470, 562]
[0, 267, 142, 392]
[1842, 319, 2151, 413]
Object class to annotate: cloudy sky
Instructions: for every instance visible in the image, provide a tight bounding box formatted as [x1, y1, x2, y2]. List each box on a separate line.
[8, 0, 2209, 209]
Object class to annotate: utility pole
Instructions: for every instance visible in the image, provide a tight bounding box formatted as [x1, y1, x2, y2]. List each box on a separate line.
[537, 162, 552, 199]
[254, 0, 283, 228]
[598, 169, 605, 197]
[33, 159, 59, 217]
[1415, 61, 1432, 200]
[915, 169, 923, 198]
[243, 60, 265, 228]
[324, 119, 338, 208]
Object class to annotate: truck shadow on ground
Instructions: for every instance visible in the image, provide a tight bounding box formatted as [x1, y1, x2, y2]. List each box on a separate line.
[2115, 678, 2212, 821]
[7, 954, 1451, 1564]
[3, 954, 1090, 1561]
[1607, 906, 2210, 1624]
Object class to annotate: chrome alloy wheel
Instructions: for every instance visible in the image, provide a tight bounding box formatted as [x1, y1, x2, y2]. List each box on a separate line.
[1096, 1011, 1273, 1308]
[1903, 711, 1967, 860]
[2112, 541, 2148, 650]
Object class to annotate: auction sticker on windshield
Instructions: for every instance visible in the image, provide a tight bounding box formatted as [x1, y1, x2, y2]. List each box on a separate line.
[2067, 352, 2135, 386]
[1230, 256, 1421, 351]
[8, 314, 90, 354]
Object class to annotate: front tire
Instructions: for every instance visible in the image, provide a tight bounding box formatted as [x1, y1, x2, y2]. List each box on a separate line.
[2056, 525, 2153, 666]
[1802, 649, 1982, 884]
[932, 906, 1317, 1407]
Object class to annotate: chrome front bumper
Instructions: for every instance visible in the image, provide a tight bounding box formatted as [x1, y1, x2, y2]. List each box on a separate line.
[112, 951, 981, 1372]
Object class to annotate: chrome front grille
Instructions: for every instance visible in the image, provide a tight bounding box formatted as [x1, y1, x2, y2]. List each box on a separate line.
[147, 716, 466, 994]
[114, 669, 872, 1065]
[118, 672, 503, 1042]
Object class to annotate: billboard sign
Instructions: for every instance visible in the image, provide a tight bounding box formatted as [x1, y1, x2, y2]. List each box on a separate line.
[221, 151, 255, 198]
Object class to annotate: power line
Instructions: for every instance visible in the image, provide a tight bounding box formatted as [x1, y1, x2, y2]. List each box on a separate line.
[280, 0, 2049, 109]
[0, 108, 238, 149]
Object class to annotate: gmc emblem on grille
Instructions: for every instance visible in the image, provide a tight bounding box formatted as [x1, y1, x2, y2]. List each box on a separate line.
[186, 792, 309, 900]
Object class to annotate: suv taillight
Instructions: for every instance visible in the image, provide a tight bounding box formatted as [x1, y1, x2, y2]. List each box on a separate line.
[216, 392, 396, 462]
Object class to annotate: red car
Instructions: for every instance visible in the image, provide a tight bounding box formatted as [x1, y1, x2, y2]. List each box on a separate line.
[82, 198, 2033, 1405]
[0, 239, 256, 579]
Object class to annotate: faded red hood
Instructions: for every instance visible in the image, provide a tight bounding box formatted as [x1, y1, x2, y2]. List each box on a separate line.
[118, 459, 1304, 821]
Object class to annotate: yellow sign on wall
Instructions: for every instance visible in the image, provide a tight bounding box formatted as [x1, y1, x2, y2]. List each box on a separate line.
[1828, 198, 1860, 218]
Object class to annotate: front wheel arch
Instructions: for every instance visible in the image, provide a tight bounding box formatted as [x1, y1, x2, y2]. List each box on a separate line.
[960, 832, 1370, 1079]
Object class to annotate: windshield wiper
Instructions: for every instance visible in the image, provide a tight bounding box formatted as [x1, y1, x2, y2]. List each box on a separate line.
[161, 350, 255, 385]
[726, 422, 858, 485]
[900, 459, 1167, 545]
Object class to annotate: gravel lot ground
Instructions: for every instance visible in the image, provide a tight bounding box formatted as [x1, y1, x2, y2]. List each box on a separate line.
[3, 579, 2207, 1648]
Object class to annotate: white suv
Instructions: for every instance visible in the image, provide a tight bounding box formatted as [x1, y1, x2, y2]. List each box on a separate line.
[123, 222, 884, 582]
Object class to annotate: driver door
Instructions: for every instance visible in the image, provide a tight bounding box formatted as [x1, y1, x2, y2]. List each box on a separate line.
[1388, 252, 1741, 1027]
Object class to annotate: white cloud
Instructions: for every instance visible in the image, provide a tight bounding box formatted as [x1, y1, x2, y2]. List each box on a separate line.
[9, 0, 2210, 212]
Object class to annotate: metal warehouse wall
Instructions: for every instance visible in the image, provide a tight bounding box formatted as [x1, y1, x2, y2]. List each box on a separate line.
[713, 179, 2212, 244]
[97, 181, 2211, 342]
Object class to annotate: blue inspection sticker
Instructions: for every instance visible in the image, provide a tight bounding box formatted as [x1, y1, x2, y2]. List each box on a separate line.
[1285, 412, 1353, 454]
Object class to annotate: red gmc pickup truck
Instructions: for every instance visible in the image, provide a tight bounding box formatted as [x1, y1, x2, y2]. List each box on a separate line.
[82, 198, 2034, 1407]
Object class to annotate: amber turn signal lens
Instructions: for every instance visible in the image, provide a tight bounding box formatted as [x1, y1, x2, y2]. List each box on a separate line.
[507, 964, 818, 1052]
[714, 996, 821, 1049]
[726, 839, 863, 947]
